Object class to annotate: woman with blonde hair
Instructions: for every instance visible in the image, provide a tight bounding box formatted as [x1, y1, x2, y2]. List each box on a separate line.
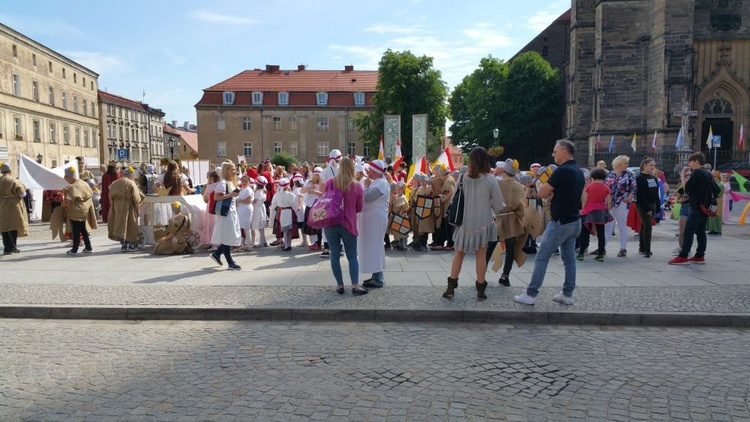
[443, 147, 505, 301]
[210, 162, 242, 270]
[604, 155, 636, 257]
[322, 157, 366, 295]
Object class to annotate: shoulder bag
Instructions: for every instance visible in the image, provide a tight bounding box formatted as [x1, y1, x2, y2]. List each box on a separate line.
[307, 185, 345, 229]
[448, 174, 464, 227]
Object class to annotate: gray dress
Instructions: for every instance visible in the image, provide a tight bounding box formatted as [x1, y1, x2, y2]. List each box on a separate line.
[452, 173, 505, 252]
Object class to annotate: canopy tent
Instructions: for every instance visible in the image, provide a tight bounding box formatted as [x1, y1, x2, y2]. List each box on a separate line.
[18, 154, 71, 190]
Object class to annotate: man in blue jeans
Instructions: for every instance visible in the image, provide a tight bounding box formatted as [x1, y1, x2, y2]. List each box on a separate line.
[515, 140, 585, 305]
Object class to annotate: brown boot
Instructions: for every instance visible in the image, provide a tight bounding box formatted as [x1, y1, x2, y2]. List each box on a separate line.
[442, 277, 458, 299]
[476, 281, 487, 301]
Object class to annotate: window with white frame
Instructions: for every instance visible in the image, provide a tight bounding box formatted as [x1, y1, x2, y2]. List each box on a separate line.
[354, 92, 365, 106]
[348, 142, 356, 156]
[348, 118, 356, 131]
[363, 143, 371, 158]
[33, 120, 41, 142]
[289, 142, 298, 156]
[316, 116, 329, 131]
[242, 117, 251, 131]
[216, 142, 227, 157]
[316, 92, 328, 106]
[50, 122, 56, 143]
[32, 81, 39, 101]
[317, 142, 329, 157]
[252, 92, 263, 105]
[288, 116, 297, 131]
[75, 127, 80, 146]
[274, 142, 282, 154]
[12, 75, 20, 96]
[63, 125, 70, 145]
[223, 91, 235, 105]
[243, 142, 253, 157]
[273, 116, 281, 131]
[278, 92, 289, 106]
[14, 116, 22, 138]
[217, 116, 225, 131]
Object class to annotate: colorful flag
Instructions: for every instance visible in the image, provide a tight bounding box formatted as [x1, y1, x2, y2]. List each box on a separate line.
[651, 131, 657, 151]
[392, 138, 403, 170]
[608, 135, 614, 153]
[739, 124, 745, 150]
[675, 127, 683, 149]
[432, 148, 451, 173]
[377, 135, 384, 160]
[706, 125, 713, 148]
[596, 134, 601, 151]
[631, 133, 637, 153]
[733, 171, 749, 193]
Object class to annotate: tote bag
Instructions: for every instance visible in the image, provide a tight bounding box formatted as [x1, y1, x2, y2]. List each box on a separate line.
[447, 174, 464, 227]
[307, 187, 345, 229]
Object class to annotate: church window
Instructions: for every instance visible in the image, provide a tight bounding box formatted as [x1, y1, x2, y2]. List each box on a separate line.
[702, 97, 733, 115]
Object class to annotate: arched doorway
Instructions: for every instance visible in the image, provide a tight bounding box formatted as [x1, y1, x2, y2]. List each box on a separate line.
[700, 93, 734, 167]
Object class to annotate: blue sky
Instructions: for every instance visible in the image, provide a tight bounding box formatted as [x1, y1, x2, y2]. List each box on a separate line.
[2, 0, 569, 126]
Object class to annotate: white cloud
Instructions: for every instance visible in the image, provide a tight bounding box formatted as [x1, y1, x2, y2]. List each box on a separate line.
[365, 23, 420, 35]
[526, 1, 569, 31]
[189, 10, 257, 25]
[0, 14, 85, 39]
[61, 51, 128, 75]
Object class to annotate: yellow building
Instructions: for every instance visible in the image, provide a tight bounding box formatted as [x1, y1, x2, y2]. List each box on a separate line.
[0, 23, 99, 170]
[195, 64, 377, 166]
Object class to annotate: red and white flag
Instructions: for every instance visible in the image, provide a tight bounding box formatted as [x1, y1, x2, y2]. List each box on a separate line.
[392, 138, 404, 170]
[377, 135, 385, 160]
[651, 130, 658, 151]
[739, 124, 745, 150]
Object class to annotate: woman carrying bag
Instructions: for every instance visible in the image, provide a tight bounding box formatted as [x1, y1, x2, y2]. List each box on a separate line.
[210, 162, 242, 270]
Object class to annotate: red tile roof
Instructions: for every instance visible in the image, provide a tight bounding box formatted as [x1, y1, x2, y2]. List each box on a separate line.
[163, 122, 180, 136]
[98, 90, 148, 111]
[174, 128, 198, 153]
[203, 67, 378, 93]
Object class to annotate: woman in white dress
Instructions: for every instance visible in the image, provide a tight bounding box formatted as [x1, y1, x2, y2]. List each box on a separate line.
[210, 162, 242, 270]
[358, 160, 391, 288]
[269, 178, 299, 251]
[443, 147, 505, 301]
[250, 175, 268, 247]
[236, 175, 254, 251]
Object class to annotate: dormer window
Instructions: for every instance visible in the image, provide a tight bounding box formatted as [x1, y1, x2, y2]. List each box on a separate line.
[354, 92, 365, 106]
[316, 92, 328, 106]
[223, 91, 235, 105]
[278, 92, 289, 106]
[252, 91, 263, 105]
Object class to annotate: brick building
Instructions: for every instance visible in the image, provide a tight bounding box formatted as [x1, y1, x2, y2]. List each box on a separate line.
[565, 0, 750, 169]
[195, 64, 377, 166]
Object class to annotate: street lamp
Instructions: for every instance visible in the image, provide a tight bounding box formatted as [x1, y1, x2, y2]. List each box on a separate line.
[168, 137, 176, 160]
[36, 154, 43, 164]
[493, 128, 499, 145]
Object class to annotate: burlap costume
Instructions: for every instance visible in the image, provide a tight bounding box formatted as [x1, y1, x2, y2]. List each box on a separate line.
[0, 175, 29, 237]
[388, 194, 410, 240]
[107, 177, 144, 243]
[412, 184, 435, 234]
[63, 179, 97, 228]
[495, 178, 526, 240]
[154, 213, 194, 255]
[430, 175, 445, 227]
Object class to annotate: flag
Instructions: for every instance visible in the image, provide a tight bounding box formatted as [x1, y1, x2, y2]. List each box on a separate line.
[675, 127, 683, 149]
[444, 147, 455, 172]
[651, 131, 657, 151]
[739, 124, 745, 150]
[596, 134, 601, 151]
[733, 171, 749, 193]
[631, 133, 637, 153]
[706, 125, 713, 148]
[608, 135, 614, 153]
[421, 157, 430, 176]
[392, 138, 403, 170]
[432, 147, 453, 172]
[377, 135, 384, 160]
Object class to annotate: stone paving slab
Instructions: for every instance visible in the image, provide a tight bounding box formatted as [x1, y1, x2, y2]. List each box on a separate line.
[2, 218, 749, 326]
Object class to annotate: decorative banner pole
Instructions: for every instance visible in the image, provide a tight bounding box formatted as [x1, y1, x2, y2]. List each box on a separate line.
[412, 114, 428, 166]
[383, 115, 400, 163]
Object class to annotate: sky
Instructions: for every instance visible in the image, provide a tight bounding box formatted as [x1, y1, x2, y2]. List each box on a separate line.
[2, 0, 570, 126]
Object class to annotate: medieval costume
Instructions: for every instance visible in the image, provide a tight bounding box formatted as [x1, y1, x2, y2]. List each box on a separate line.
[63, 166, 97, 254]
[0, 163, 28, 254]
[154, 202, 194, 255]
[108, 167, 145, 251]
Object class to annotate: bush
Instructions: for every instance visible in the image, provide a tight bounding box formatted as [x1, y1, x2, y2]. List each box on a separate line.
[271, 152, 298, 169]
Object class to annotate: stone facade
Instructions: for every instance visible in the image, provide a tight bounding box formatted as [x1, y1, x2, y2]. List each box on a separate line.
[0, 23, 99, 170]
[567, 0, 750, 169]
[98, 90, 165, 166]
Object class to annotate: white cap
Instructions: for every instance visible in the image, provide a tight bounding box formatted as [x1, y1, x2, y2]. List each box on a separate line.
[329, 149, 342, 160]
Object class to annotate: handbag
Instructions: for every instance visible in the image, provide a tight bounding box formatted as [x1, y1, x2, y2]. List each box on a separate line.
[448, 174, 464, 226]
[215, 184, 231, 217]
[207, 188, 217, 215]
[307, 186, 345, 229]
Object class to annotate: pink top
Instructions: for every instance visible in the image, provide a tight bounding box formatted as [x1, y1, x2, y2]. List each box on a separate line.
[325, 178, 363, 235]
[581, 182, 610, 215]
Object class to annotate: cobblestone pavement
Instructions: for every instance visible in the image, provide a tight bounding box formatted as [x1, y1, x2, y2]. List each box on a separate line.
[1, 319, 748, 421]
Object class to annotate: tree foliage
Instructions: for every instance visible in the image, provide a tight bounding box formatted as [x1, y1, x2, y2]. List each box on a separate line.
[353, 50, 449, 163]
[449, 52, 561, 166]
[271, 152, 298, 169]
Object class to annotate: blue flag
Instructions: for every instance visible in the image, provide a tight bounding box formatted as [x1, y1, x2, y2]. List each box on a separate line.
[675, 127, 683, 149]
[608, 135, 614, 153]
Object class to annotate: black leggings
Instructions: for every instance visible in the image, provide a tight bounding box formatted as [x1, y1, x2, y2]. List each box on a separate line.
[485, 237, 517, 276]
[579, 224, 605, 255]
[216, 244, 235, 265]
[2, 230, 18, 253]
[70, 220, 92, 252]
[636, 205, 656, 254]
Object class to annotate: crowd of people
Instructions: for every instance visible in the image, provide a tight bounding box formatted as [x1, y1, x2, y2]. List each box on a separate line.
[0, 143, 734, 303]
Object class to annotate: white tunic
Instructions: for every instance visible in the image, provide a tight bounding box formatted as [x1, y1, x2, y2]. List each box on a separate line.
[270, 190, 298, 229]
[357, 177, 390, 274]
[250, 189, 267, 230]
[237, 186, 254, 231]
[210, 180, 241, 246]
[292, 186, 305, 223]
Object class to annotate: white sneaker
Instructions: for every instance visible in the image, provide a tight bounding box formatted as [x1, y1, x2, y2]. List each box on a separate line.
[553, 291, 573, 305]
[514, 292, 536, 305]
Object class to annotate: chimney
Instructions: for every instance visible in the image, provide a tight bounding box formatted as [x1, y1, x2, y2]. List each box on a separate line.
[344, 65, 354, 72]
[297, 64, 306, 71]
[265, 64, 280, 72]
[184, 121, 189, 129]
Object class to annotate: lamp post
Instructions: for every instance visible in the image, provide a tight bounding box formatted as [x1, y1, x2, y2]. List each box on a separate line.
[36, 154, 43, 164]
[168, 137, 176, 160]
[493, 128, 499, 145]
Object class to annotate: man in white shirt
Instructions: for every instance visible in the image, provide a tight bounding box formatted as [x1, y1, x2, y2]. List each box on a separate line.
[359, 159, 391, 288]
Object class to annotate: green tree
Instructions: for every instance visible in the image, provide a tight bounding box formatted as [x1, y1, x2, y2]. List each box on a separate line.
[271, 152, 298, 169]
[353, 50, 448, 162]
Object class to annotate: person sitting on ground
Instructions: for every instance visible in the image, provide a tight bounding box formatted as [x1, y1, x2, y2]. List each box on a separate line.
[154, 201, 194, 255]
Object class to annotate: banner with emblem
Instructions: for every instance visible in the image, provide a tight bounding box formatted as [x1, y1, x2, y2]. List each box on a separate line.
[389, 213, 412, 235]
[415, 195, 433, 219]
[433, 196, 443, 219]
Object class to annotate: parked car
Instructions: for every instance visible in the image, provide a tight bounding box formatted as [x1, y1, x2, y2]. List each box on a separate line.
[716, 161, 750, 178]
